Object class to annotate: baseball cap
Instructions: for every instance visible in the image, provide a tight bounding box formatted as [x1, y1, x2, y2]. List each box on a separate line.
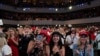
[79, 29, 88, 38]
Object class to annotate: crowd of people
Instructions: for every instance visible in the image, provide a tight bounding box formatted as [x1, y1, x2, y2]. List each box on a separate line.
[0, 0, 93, 7]
[0, 6, 100, 21]
[0, 25, 99, 56]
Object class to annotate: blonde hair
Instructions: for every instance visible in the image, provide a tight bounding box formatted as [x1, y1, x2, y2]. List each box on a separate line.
[0, 37, 7, 47]
[78, 36, 89, 46]
[8, 28, 18, 38]
[0, 35, 7, 53]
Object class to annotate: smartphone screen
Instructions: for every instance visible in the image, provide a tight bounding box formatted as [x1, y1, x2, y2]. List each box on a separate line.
[36, 35, 43, 41]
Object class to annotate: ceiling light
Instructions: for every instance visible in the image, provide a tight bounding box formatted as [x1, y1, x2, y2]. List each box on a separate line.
[69, 6, 72, 10]
[23, 8, 26, 11]
[23, 8, 30, 11]
[55, 8, 58, 11]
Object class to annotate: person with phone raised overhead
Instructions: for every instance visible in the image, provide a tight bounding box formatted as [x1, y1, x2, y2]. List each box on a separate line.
[27, 31, 47, 56]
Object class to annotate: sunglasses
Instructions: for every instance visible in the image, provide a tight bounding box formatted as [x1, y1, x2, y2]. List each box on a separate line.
[80, 34, 88, 38]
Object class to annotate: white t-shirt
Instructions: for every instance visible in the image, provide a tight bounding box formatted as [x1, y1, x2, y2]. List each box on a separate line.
[1, 45, 12, 56]
[96, 34, 100, 49]
[66, 35, 79, 49]
[61, 37, 64, 45]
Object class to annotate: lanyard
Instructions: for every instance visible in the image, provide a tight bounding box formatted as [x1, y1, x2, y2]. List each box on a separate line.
[82, 45, 86, 56]
[70, 35, 75, 43]
[82, 48, 85, 56]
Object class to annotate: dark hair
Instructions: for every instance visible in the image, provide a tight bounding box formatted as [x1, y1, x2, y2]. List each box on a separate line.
[49, 31, 63, 54]
[80, 34, 88, 38]
[3, 28, 8, 32]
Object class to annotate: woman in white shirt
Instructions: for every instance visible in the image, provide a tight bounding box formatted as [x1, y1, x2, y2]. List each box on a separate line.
[66, 28, 79, 49]
[0, 33, 12, 56]
[65, 28, 79, 56]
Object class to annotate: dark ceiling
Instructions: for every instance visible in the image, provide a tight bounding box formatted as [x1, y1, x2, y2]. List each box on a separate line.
[0, 0, 94, 7]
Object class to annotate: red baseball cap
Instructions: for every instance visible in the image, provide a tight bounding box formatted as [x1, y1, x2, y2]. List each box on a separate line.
[79, 29, 88, 37]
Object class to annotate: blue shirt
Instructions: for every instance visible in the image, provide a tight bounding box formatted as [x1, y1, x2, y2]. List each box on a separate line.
[73, 44, 94, 56]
